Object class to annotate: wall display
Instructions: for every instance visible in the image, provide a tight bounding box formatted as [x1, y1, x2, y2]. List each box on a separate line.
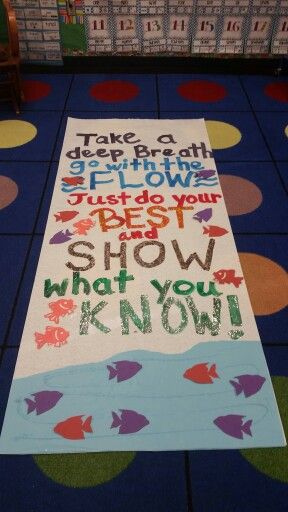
[11, 0, 62, 63]
[5, 1, 283, 64]
[271, 1, 288, 54]
[0, 118, 285, 454]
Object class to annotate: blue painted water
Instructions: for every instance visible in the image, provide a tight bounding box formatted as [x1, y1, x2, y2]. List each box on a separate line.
[0, 342, 285, 453]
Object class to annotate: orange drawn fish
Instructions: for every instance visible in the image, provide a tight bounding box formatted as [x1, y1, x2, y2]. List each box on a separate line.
[203, 225, 228, 237]
[54, 415, 93, 440]
[34, 326, 70, 349]
[62, 177, 85, 186]
[73, 218, 95, 235]
[213, 269, 244, 288]
[44, 299, 77, 324]
[54, 210, 79, 222]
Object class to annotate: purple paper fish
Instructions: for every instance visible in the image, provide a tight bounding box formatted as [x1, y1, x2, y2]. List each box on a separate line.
[49, 229, 74, 244]
[25, 390, 63, 415]
[230, 374, 266, 398]
[214, 414, 253, 440]
[111, 409, 150, 434]
[194, 169, 216, 179]
[193, 208, 213, 223]
[107, 361, 142, 383]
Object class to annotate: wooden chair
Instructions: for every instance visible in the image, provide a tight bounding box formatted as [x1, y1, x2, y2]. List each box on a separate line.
[0, 0, 23, 113]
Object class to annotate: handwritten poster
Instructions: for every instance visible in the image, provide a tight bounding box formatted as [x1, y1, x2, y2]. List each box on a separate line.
[0, 118, 285, 453]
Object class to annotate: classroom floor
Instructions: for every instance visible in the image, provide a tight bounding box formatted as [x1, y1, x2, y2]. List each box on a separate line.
[0, 73, 287, 512]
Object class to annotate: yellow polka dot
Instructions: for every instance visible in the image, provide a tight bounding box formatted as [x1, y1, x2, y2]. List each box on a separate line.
[205, 120, 242, 149]
[0, 120, 37, 148]
[239, 253, 288, 315]
[285, 125, 288, 138]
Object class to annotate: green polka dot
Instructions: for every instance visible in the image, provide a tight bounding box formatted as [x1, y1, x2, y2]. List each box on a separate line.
[33, 451, 136, 488]
[241, 377, 288, 482]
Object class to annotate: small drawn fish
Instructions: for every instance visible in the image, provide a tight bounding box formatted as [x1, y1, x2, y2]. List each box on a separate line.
[54, 210, 79, 223]
[49, 229, 74, 244]
[203, 225, 228, 237]
[62, 177, 85, 186]
[25, 390, 63, 415]
[214, 414, 253, 440]
[213, 269, 244, 288]
[194, 170, 216, 179]
[230, 374, 266, 398]
[111, 409, 149, 435]
[183, 362, 219, 384]
[44, 299, 77, 324]
[73, 218, 95, 236]
[193, 208, 212, 223]
[107, 361, 142, 383]
[54, 415, 93, 440]
[34, 326, 70, 349]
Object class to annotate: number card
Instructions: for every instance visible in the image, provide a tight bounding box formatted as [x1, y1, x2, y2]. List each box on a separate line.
[141, 15, 166, 53]
[112, 0, 137, 15]
[217, 15, 247, 53]
[245, 15, 273, 53]
[167, 15, 192, 53]
[0, 118, 285, 454]
[115, 15, 140, 53]
[191, 15, 219, 53]
[168, 0, 194, 15]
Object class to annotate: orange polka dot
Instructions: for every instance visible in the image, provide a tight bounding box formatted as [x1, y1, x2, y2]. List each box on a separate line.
[219, 175, 263, 215]
[0, 176, 18, 209]
[239, 253, 288, 315]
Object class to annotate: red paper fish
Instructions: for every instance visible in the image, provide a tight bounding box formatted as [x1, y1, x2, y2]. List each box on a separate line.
[183, 363, 219, 384]
[62, 177, 85, 186]
[54, 415, 93, 440]
[203, 225, 228, 237]
[54, 211, 79, 223]
[213, 269, 244, 288]
[44, 299, 77, 324]
[73, 218, 95, 235]
[34, 326, 69, 349]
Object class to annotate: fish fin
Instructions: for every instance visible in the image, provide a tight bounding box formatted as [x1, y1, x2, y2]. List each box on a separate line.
[111, 411, 121, 429]
[209, 364, 219, 379]
[230, 379, 243, 395]
[54, 213, 61, 221]
[107, 365, 118, 380]
[83, 415, 93, 433]
[25, 398, 36, 414]
[242, 419, 253, 436]
[234, 277, 244, 288]
[44, 312, 58, 323]
[203, 227, 209, 234]
[34, 332, 46, 349]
